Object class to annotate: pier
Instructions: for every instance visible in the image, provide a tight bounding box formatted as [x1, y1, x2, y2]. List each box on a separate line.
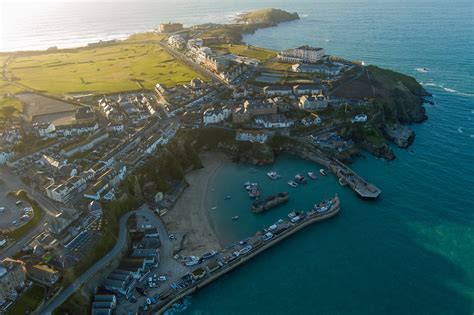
[328, 159, 381, 199]
[280, 138, 382, 199]
[151, 198, 341, 314]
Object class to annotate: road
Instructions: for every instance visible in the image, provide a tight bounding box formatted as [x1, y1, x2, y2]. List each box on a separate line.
[0, 167, 60, 260]
[40, 205, 180, 314]
[39, 207, 144, 314]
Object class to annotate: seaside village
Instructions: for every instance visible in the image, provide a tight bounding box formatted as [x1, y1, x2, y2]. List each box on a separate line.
[0, 21, 375, 314]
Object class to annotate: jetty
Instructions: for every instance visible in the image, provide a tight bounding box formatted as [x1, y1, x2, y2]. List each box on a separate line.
[152, 197, 341, 314]
[280, 138, 381, 199]
[328, 159, 381, 198]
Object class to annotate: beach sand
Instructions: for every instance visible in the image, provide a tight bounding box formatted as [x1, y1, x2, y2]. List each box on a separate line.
[162, 151, 229, 256]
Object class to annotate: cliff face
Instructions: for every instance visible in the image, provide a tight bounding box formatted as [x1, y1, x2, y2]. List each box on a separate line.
[334, 65, 431, 124]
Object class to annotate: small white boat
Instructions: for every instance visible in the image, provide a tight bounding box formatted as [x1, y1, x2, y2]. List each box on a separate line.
[339, 178, 347, 186]
[267, 171, 280, 180]
[211, 206, 217, 210]
[232, 216, 240, 220]
[295, 174, 307, 184]
[319, 168, 327, 176]
[224, 195, 231, 200]
[243, 181, 251, 187]
[308, 172, 317, 180]
[287, 180, 298, 188]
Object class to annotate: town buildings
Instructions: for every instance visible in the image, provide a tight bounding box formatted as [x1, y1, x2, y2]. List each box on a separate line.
[27, 264, 59, 286]
[0, 258, 26, 304]
[278, 46, 325, 63]
[236, 130, 268, 143]
[299, 92, 329, 110]
[254, 114, 294, 129]
[232, 100, 277, 124]
[202, 107, 231, 125]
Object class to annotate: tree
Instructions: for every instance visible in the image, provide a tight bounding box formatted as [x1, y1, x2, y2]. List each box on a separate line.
[0, 105, 17, 121]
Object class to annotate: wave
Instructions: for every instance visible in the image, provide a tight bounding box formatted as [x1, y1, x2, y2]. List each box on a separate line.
[421, 82, 474, 97]
[415, 67, 429, 73]
[457, 127, 464, 134]
[300, 14, 309, 18]
[470, 134, 474, 138]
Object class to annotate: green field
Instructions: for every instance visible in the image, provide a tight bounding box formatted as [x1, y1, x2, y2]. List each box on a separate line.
[212, 44, 276, 62]
[8, 284, 46, 314]
[7, 42, 202, 95]
[0, 97, 23, 120]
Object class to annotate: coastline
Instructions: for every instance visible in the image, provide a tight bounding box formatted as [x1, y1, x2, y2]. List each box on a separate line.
[162, 151, 230, 256]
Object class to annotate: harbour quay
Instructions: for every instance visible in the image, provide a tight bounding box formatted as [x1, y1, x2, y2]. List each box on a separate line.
[152, 197, 341, 314]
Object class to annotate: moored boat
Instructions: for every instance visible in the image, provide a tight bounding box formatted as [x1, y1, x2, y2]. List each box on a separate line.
[267, 171, 281, 180]
[232, 215, 240, 220]
[248, 189, 260, 198]
[339, 178, 347, 186]
[287, 180, 298, 188]
[319, 168, 327, 176]
[295, 174, 307, 184]
[224, 195, 232, 200]
[308, 172, 317, 180]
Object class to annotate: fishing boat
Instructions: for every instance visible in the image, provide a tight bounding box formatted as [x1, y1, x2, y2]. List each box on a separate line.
[339, 178, 347, 186]
[232, 216, 240, 220]
[295, 174, 307, 184]
[319, 168, 327, 176]
[245, 183, 259, 191]
[224, 195, 232, 200]
[287, 180, 298, 188]
[307, 172, 317, 180]
[248, 189, 260, 198]
[267, 171, 280, 180]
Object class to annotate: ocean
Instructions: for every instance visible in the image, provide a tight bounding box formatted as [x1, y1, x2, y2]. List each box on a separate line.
[3, 0, 473, 314]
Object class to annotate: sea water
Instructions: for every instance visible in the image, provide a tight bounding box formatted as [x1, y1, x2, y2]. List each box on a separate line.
[2, 0, 473, 314]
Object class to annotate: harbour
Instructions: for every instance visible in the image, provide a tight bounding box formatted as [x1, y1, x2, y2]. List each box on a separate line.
[153, 196, 340, 314]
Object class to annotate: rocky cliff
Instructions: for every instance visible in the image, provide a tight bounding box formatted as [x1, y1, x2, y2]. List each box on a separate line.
[334, 65, 431, 124]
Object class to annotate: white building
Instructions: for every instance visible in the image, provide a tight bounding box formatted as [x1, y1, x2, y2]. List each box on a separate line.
[254, 115, 294, 129]
[352, 114, 368, 123]
[301, 114, 322, 126]
[202, 107, 231, 125]
[45, 176, 86, 203]
[278, 46, 325, 63]
[291, 63, 341, 75]
[0, 148, 14, 165]
[187, 38, 203, 50]
[292, 85, 321, 96]
[236, 130, 268, 144]
[263, 86, 293, 96]
[168, 35, 186, 49]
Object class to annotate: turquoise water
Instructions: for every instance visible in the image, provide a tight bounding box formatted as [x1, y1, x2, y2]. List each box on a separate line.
[183, 1, 474, 314]
[3, 0, 473, 313]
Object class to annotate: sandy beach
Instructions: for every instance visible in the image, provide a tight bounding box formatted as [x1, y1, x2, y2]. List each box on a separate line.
[162, 151, 229, 256]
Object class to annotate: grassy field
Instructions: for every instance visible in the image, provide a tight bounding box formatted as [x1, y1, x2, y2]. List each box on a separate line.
[8, 284, 46, 314]
[212, 44, 276, 62]
[7, 42, 202, 95]
[0, 97, 23, 120]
